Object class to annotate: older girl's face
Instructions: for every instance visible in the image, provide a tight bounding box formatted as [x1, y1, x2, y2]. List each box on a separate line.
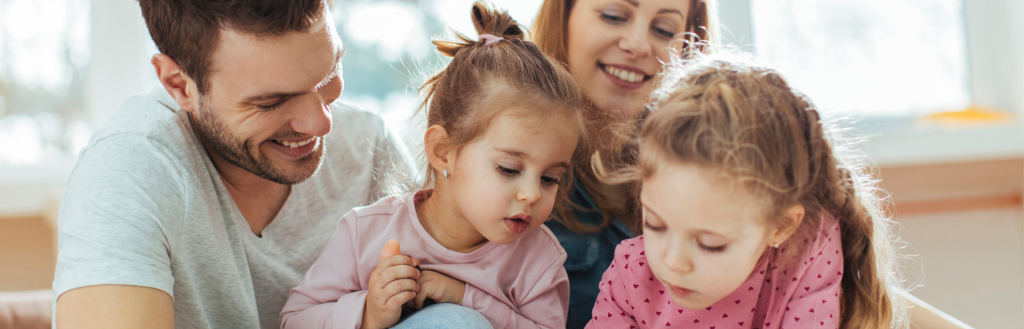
[566, 0, 689, 117]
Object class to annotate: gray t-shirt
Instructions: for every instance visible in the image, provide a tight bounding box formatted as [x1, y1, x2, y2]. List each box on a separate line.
[52, 88, 414, 329]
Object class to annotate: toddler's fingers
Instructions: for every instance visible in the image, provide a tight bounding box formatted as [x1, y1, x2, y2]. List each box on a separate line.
[386, 291, 417, 311]
[378, 255, 419, 269]
[380, 265, 421, 286]
[413, 286, 438, 310]
[383, 278, 420, 299]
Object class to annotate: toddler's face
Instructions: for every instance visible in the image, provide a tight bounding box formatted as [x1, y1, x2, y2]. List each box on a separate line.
[449, 111, 578, 245]
[640, 162, 771, 310]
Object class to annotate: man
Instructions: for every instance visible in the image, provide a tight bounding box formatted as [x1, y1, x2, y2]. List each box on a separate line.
[52, 1, 413, 328]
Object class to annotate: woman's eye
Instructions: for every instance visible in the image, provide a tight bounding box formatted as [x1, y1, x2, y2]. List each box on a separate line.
[698, 242, 726, 253]
[600, 11, 627, 24]
[653, 26, 676, 39]
[497, 166, 520, 176]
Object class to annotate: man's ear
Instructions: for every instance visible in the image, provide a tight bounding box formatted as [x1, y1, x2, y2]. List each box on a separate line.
[151, 54, 199, 113]
[768, 204, 805, 247]
[424, 125, 452, 173]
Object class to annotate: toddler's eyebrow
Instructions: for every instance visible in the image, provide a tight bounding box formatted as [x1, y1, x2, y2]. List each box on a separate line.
[494, 147, 569, 169]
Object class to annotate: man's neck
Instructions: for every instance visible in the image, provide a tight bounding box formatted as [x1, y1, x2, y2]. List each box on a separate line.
[208, 153, 291, 236]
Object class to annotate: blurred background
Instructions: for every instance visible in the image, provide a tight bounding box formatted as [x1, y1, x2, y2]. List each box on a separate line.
[0, 0, 1021, 327]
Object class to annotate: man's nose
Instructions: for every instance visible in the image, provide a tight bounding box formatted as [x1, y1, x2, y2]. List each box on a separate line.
[289, 93, 333, 137]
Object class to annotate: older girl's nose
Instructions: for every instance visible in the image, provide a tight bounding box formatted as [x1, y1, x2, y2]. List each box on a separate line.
[664, 241, 694, 274]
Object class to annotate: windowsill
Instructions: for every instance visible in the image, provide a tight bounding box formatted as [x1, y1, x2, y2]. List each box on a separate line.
[0, 116, 1021, 217]
[855, 115, 1024, 167]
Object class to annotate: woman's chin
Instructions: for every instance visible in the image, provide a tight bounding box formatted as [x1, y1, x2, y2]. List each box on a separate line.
[592, 93, 645, 118]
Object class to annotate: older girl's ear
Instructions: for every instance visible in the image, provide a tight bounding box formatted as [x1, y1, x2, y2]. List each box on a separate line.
[768, 204, 805, 247]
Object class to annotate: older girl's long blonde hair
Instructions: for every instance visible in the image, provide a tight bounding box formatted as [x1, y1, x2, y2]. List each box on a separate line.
[599, 55, 908, 329]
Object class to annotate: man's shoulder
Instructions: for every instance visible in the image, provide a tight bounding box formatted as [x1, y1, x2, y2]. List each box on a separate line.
[93, 88, 192, 143]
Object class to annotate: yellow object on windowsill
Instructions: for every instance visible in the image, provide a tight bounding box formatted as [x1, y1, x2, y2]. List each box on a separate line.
[922, 105, 1016, 126]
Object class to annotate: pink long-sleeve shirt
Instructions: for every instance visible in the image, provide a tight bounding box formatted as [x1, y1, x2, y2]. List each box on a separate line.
[281, 190, 570, 329]
[587, 214, 844, 329]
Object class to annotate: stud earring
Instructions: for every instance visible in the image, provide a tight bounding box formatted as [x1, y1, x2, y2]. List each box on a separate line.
[443, 169, 449, 179]
[773, 243, 780, 248]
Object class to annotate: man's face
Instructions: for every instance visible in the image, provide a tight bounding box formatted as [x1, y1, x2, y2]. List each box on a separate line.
[191, 13, 344, 185]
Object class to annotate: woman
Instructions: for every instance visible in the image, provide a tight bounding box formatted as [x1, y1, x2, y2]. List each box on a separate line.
[530, 0, 716, 327]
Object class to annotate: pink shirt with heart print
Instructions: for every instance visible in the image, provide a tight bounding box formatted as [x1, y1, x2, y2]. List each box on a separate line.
[586, 213, 843, 329]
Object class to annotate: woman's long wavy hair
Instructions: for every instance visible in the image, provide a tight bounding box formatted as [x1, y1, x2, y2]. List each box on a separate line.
[597, 56, 908, 329]
[529, 0, 719, 234]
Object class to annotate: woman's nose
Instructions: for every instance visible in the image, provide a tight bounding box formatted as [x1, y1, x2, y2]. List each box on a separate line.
[618, 23, 653, 59]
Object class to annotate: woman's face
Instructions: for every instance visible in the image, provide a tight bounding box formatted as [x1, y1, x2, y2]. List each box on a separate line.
[566, 0, 689, 117]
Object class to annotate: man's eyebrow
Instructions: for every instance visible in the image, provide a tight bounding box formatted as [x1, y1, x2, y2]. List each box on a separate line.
[242, 46, 346, 104]
[315, 46, 345, 90]
[241, 91, 304, 103]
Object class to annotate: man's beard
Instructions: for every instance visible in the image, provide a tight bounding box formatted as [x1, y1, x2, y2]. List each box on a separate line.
[191, 99, 325, 185]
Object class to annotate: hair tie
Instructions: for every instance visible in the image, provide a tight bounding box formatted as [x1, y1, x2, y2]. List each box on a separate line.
[479, 34, 504, 46]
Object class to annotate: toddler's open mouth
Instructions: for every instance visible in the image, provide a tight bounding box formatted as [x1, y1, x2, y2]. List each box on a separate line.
[504, 214, 532, 234]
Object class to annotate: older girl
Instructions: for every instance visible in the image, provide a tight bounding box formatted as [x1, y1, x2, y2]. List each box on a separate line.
[587, 57, 907, 329]
[281, 2, 594, 328]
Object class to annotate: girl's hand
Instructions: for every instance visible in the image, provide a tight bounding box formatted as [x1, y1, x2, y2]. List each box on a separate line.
[362, 254, 421, 329]
[409, 270, 467, 309]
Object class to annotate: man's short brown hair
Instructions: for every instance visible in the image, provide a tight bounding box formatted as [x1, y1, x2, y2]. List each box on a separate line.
[139, 0, 335, 94]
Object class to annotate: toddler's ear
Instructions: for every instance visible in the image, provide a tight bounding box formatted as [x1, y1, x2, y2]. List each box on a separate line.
[424, 125, 452, 169]
[769, 204, 805, 246]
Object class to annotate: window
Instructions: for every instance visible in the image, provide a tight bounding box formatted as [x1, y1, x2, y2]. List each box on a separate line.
[750, 0, 971, 116]
[0, 0, 91, 164]
[332, 0, 544, 149]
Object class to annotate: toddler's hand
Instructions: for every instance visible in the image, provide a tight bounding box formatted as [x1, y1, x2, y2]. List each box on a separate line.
[409, 270, 466, 309]
[362, 244, 421, 329]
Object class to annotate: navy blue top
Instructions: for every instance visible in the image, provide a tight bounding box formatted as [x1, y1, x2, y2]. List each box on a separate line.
[544, 179, 633, 329]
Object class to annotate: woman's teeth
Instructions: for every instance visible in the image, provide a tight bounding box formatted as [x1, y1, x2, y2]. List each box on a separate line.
[603, 65, 645, 83]
[275, 136, 316, 148]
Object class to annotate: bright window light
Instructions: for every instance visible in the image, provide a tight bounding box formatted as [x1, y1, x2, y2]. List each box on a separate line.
[751, 0, 970, 116]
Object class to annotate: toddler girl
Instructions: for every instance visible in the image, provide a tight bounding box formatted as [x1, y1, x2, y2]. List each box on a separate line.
[281, 2, 593, 328]
[587, 57, 907, 329]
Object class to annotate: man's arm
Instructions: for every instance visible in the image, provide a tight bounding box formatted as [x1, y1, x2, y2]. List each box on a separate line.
[56, 285, 173, 329]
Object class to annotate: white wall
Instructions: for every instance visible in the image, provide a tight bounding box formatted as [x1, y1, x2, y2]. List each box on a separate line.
[84, 0, 160, 128]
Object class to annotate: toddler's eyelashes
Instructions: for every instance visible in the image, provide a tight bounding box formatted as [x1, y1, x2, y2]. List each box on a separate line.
[496, 165, 520, 176]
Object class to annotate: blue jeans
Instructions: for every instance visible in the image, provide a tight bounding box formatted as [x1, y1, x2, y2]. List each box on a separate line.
[546, 180, 634, 329]
[390, 303, 492, 329]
